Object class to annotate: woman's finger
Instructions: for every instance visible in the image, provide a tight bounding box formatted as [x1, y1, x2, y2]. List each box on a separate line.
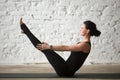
[36, 46, 39, 48]
[36, 45, 41, 47]
[37, 44, 42, 46]
[41, 42, 48, 45]
[36, 45, 42, 49]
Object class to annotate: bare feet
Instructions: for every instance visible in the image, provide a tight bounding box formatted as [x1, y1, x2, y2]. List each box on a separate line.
[20, 18, 24, 33]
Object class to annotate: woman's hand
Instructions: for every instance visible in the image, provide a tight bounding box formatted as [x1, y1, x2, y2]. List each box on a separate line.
[36, 42, 51, 50]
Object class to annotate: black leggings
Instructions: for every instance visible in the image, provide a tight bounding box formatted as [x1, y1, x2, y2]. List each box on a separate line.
[20, 24, 80, 77]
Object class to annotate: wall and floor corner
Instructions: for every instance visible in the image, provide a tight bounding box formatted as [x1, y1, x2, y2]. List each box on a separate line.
[0, 0, 120, 65]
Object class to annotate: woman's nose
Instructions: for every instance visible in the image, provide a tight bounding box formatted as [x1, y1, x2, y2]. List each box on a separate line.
[80, 29, 81, 31]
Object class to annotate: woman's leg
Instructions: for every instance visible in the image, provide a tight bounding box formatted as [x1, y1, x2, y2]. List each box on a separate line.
[20, 23, 73, 76]
[20, 23, 42, 47]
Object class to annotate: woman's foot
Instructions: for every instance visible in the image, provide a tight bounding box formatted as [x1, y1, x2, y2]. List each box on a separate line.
[20, 18, 31, 34]
[20, 18, 24, 33]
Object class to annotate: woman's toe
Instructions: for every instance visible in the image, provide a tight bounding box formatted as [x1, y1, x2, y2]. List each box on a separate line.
[20, 18, 23, 25]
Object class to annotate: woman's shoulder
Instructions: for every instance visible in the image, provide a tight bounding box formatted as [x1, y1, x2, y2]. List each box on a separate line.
[77, 41, 91, 53]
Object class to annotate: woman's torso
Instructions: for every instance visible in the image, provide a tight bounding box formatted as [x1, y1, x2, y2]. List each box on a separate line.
[66, 42, 91, 71]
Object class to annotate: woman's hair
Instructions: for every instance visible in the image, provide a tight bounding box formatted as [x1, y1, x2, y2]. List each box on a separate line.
[84, 20, 101, 37]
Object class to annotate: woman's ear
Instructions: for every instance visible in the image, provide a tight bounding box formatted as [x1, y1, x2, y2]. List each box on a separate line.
[86, 29, 90, 36]
[87, 29, 90, 34]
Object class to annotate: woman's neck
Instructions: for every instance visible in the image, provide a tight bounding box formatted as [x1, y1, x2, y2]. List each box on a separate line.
[82, 35, 90, 42]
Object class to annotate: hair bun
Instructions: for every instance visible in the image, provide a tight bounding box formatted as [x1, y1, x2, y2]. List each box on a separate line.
[94, 30, 101, 37]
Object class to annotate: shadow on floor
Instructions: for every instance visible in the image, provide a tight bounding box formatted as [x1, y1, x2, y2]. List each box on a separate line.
[0, 73, 120, 79]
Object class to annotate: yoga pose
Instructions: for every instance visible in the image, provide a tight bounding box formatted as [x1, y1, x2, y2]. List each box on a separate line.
[19, 18, 101, 77]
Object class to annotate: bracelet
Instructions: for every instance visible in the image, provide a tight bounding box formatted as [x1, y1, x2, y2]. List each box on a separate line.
[50, 45, 53, 50]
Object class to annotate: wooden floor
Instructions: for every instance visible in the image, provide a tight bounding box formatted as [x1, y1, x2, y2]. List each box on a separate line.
[0, 64, 120, 80]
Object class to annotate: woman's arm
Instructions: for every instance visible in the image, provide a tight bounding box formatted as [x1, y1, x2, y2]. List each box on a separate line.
[50, 45, 69, 51]
[51, 43, 84, 51]
[36, 42, 86, 52]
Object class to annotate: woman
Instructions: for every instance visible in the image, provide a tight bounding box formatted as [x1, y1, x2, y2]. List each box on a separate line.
[19, 18, 101, 77]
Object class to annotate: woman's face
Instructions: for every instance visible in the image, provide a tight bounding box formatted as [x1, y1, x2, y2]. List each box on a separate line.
[80, 23, 89, 36]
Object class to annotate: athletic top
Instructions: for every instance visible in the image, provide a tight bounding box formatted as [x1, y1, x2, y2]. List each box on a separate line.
[66, 42, 91, 72]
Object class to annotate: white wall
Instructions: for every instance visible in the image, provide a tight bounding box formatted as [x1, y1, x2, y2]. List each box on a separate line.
[0, 0, 120, 65]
